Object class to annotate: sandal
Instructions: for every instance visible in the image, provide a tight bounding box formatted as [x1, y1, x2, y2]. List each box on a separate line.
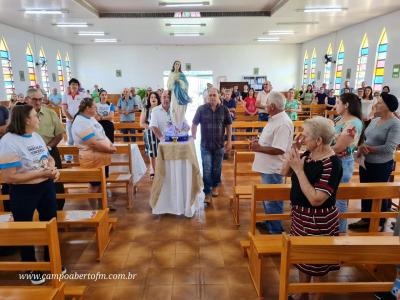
[150, 173, 155, 180]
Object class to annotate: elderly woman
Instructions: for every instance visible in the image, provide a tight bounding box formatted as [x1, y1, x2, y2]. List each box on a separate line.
[282, 116, 343, 300]
[350, 93, 400, 230]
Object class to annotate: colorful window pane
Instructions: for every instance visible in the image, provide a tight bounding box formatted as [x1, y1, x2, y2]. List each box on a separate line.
[323, 43, 333, 88]
[0, 37, 15, 100]
[26, 43, 36, 87]
[334, 41, 345, 95]
[373, 28, 388, 91]
[39, 48, 50, 95]
[302, 50, 309, 85]
[56, 51, 64, 92]
[65, 53, 71, 82]
[310, 48, 317, 83]
[355, 33, 368, 89]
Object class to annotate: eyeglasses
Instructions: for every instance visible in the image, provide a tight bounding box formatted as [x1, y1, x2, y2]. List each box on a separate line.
[30, 97, 43, 102]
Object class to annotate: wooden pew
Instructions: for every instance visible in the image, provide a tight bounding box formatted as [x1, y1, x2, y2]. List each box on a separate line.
[279, 233, 400, 300]
[58, 144, 135, 208]
[0, 168, 114, 261]
[0, 218, 65, 299]
[245, 182, 400, 297]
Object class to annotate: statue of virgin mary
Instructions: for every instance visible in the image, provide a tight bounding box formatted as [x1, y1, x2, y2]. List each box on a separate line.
[167, 60, 191, 129]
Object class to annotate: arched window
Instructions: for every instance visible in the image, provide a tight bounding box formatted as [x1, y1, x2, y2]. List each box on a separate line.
[355, 33, 369, 89]
[65, 53, 71, 82]
[39, 48, 50, 95]
[302, 50, 309, 85]
[334, 40, 344, 95]
[373, 28, 388, 91]
[26, 43, 36, 87]
[310, 48, 317, 83]
[56, 51, 64, 92]
[0, 37, 15, 100]
[323, 43, 333, 87]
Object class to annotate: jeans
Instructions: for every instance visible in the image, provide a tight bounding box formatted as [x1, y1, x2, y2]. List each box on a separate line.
[360, 160, 394, 226]
[10, 180, 57, 262]
[65, 120, 74, 161]
[121, 125, 136, 142]
[258, 113, 269, 132]
[201, 147, 224, 195]
[261, 173, 284, 234]
[336, 156, 354, 233]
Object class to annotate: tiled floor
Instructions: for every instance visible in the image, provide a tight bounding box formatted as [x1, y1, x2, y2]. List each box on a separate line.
[0, 156, 395, 299]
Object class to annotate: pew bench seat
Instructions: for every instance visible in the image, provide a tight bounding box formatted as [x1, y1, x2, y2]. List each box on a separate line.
[0, 285, 64, 300]
[65, 285, 86, 300]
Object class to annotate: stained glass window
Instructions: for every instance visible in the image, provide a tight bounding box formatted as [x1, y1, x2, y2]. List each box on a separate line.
[323, 43, 333, 88]
[302, 50, 309, 85]
[355, 33, 369, 89]
[26, 43, 36, 87]
[0, 37, 15, 100]
[56, 51, 64, 92]
[334, 40, 345, 95]
[373, 28, 388, 91]
[39, 48, 49, 95]
[310, 48, 317, 83]
[65, 53, 71, 82]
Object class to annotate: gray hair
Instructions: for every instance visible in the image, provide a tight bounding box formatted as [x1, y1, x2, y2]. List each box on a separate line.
[266, 91, 286, 111]
[26, 88, 42, 98]
[208, 87, 220, 97]
[303, 116, 336, 145]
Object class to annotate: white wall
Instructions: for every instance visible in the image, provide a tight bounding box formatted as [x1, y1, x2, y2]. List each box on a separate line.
[0, 22, 74, 99]
[300, 10, 400, 94]
[74, 44, 300, 93]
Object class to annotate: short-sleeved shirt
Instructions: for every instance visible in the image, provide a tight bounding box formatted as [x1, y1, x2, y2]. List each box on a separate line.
[192, 103, 232, 151]
[285, 99, 300, 121]
[37, 106, 65, 145]
[244, 97, 257, 114]
[256, 90, 269, 113]
[252, 111, 294, 174]
[0, 132, 50, 173]
[62, 92, 85, 117]
[302, 92, 314, 105]
[327, 96, 336, 106]
[96, 102, 115, 117]
[291, 152, 343, 208]
[0, 106, 9, 126]
[223, 98, 236, 119]
[149, 105, 172, 135]
[333, 117, 363, 157]
[132, 95, 142, 109]
[316, 93, 327, 104]
[49, 94, 62, 106]
[72, 115, 108, 151]
[361, 98, 377, 120]
[117, 97, 139, 122]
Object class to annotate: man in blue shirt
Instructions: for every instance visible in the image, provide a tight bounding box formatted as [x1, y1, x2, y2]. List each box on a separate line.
[117, 88, 141, 142]
[49, 88, 62, 106]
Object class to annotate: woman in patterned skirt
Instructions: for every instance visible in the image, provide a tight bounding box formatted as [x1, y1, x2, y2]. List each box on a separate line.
[140, 92, 161, 180]
[282, 116, 343, 300]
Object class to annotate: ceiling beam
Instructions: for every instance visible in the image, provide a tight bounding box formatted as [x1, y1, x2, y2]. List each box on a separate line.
[72, 0, 99, 17]
[98, 11, 271, 18]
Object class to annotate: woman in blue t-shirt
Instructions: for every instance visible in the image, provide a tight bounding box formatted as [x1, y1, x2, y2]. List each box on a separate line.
[0, 105, 60, 284]
[95, 89, 115, 143]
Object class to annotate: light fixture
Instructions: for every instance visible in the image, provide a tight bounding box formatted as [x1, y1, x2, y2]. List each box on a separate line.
[299, 7, 346, 13]
[256, 37, 280, 42]
[55, 22, 89, 28]
[170, 33, 203, 37]
[94, 38, 117, 43]
[267, 30, 294, 35]
[160, 1, 209, 7]
[276, 21, 319, 25]
[78, 31, 105, 36]
[23, 9, 68, 15]
[165, 23, 206, 27]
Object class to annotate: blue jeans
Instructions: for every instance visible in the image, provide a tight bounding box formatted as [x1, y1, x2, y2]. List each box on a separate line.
[65, 120, 74, 161]
[336, 156, 354, 233]
[201, 147, 224, 195]
[121, 128, 136, 142]
[261, 173, 284, 234]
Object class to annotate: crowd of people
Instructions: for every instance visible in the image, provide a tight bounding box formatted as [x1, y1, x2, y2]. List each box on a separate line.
[0, 76, 399, 298]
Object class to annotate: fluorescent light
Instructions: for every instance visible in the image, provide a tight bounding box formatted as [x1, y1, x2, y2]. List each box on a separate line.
[78, 31, 105, 36]
[256, 37, 280, 42]
[94, 38, 117, 43]
[276, 21, 319, 25]
[55, 22, 89, 28]
[24, 9, 67, 15]
[171, 33, 203, 37]
[166, 23, 206, 27]
[300, 7, 345, 13]
[159, 1, 209, 7]
[267, 30, 294, 35]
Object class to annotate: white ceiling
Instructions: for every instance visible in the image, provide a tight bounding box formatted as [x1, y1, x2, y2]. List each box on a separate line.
[0, 0, 399, 45]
